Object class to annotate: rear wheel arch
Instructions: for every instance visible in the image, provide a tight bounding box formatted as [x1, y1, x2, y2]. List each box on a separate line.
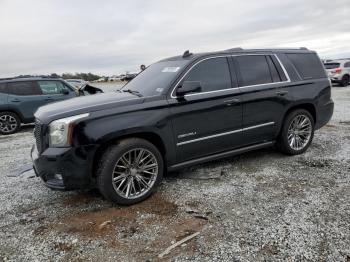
[0, 109, 23, 123]
[282, 103, 316, 126]
[92, 132, 167, 177]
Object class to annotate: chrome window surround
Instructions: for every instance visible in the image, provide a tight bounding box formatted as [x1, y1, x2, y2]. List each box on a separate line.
[177, 122, 275, 146]
[170, 54, 291, 99]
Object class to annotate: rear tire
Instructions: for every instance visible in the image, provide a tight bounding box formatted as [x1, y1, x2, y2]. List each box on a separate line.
[96, 138, 164, 205]
[340, 75, 349, 87]
[0, 112, 21, 135]
[277, 109, 314, 155]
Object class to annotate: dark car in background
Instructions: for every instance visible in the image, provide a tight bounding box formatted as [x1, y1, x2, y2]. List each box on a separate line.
[32, 47, 333, 205]
[121, 73, 137, 81]
[0, 77, 100, 135]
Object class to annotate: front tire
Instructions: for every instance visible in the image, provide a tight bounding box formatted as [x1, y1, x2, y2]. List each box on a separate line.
[96, 138, 164, 205]
[277, 109, 314, 155]
[0, 112, 21, 135]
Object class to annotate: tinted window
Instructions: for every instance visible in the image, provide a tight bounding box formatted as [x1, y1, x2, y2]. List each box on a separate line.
[324, 63, 340, 69]
[7, 81, 42, 96]
[344, 62, 350, 68]
[286, 53, 326, 79]
[38, 80, 68, 94]
[182, 57, 232, 92]
[236, 55, 272, 86]
[0, 83, 7, 94]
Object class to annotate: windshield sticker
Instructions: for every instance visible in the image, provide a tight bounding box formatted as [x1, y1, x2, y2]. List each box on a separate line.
[162, 67, 180, 73]
[156, 88, 164, 92]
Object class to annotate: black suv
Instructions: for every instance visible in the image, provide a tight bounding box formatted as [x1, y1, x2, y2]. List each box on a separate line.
[32, 48, 334, 205]
[0, 78, 77, 134]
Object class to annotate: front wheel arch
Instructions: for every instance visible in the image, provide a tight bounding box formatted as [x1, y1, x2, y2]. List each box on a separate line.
[92, 132, 167, 178]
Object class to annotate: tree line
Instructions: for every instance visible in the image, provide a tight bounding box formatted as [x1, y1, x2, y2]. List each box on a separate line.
[50, 73, 102, 81]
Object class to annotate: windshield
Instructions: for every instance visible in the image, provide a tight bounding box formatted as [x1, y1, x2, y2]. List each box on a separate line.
[122, 60, 188, 96]
[324, 63, 340, 69]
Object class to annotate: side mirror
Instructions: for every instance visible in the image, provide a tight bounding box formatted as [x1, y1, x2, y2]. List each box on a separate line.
[61, 89, 69, 95]
[176, 81, 201, 96]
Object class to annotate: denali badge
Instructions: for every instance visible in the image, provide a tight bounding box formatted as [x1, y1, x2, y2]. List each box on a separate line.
[178, 132, 197, 139]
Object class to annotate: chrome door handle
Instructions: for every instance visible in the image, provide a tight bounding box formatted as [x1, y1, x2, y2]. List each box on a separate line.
[10, 99, 21, 102]
[224, 98, 240, 105]
[276, 90, 288, 96]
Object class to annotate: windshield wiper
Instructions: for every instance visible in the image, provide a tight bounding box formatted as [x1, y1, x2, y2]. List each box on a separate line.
[120, 89, 143, 97]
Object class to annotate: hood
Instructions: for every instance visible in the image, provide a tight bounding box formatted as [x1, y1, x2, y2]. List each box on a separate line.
[35, 92, 144, 123]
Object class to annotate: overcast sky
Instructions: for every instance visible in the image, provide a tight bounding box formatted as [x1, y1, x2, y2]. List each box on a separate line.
[0, 0, 349, 77]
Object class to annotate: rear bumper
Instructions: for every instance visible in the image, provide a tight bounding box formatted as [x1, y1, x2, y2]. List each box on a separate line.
[315, 99, 334, 130]
[31, 144, 97, 190]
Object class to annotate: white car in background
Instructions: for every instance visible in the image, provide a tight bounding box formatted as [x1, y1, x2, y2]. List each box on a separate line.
[324, 59, 350, 87]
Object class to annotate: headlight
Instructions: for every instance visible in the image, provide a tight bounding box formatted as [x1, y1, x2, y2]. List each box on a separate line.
[49, 113, 89, 147]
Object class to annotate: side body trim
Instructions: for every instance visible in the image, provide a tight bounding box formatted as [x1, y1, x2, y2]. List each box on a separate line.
[177, 122, 274, 146]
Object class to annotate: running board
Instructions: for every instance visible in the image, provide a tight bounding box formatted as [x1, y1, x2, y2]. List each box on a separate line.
[168, 141, 275, 171]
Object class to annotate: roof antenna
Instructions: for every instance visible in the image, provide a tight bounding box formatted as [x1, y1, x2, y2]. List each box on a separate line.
[182, 50, 193, 58]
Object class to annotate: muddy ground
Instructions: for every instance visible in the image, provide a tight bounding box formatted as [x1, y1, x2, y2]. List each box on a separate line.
[0, 86, 349, 261]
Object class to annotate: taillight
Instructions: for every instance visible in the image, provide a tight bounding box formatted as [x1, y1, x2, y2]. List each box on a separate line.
[331, 68, 342, 74]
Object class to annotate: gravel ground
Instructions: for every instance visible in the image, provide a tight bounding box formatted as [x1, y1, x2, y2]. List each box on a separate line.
[0, 86, 349, 261]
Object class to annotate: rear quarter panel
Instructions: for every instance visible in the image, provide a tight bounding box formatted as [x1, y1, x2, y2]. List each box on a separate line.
[0, 93, 8, 111]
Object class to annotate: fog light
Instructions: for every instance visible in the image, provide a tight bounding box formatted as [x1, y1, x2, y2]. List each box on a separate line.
[54, 174, 63, 180]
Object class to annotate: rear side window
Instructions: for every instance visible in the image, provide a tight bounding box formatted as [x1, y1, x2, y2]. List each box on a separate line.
[38, 80, 68, 95]
[7, 81, 42, 96]
[182, 57, 232, 92]
[235, 55, 272, 86]
[344, 62, 350, 68]
[286, 53, 326, 79]
[0, 83, 7, 94]
[324, 63, 340, 69]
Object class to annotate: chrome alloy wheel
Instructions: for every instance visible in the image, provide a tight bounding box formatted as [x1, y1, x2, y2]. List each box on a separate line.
[112, 148, 158, 199]
[287, 114, 312, 151]
[0, 114, 18, 133]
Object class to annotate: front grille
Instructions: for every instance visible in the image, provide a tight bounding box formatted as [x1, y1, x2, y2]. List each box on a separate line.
[34, 120, 43, 153]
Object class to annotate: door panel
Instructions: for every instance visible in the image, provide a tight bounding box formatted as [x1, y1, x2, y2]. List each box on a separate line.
[169, 91, 242, 162]
[168, 56, 243, 163]
[233, 54, 292, 146]
[7, 81, 46, 122]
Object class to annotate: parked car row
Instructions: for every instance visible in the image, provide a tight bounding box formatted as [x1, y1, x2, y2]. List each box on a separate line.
[31, 47, 333, 205]
[323, 59, 350, 87]
[0, 77, 102, 134]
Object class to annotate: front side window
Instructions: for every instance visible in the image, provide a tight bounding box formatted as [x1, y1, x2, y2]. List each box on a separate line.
[181, 57, 232, 93]
[38, 81, 68, 95]
[7, 81, 42, 96]
[236, 55, 273, 86]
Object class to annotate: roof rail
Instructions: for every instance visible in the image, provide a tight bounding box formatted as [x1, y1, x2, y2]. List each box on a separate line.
[225, 47, 243, 51]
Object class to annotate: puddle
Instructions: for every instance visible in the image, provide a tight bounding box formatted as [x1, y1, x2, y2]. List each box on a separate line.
[298, 158, 334, 168]
[62, 191, 101, 207]
[50, 193, 207, 259]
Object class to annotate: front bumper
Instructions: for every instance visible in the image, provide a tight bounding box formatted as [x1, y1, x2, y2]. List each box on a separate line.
[31, 144, 97, 190]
